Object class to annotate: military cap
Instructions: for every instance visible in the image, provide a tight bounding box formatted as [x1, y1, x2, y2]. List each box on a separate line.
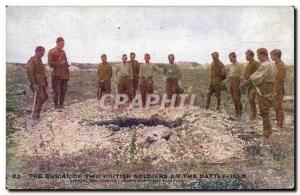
[257, 48, 268, 56]
[229, 52, 236, 57]
[270, 49, 282, 58]
[56, 37, 64, 43]
[35, 46, 45, 52]
[245, 49, 254, 57]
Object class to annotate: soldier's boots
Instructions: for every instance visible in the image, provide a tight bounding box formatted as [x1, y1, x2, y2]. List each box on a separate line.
[216, 98, 221, 110]
[250, 114, 256, 121]
[53, 96, 59, 109]
[59, 94, 65, 109]
[263, 128, 272, 139]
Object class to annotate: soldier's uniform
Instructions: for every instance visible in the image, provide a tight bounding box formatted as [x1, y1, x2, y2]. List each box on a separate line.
[97, 62, 112, 98]
[206, 60, 226, 110]
[228, 62, 244, 117]
[115, 62, 133, 99]
[244, 59, 260, 120]
[48, 47, 69, 108]
[164, 64, 182, 105]
[250, 60, 277, 138]
[27, 56, 48, 119]
[129, 60, 140, 99]
[139, 63, 159, 107]
[274, 59, 286, 128]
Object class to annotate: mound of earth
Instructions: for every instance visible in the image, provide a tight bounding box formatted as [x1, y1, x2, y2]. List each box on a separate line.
[9, 99, 273, 166]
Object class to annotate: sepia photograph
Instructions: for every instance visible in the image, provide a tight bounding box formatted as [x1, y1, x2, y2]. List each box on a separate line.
[5, 6, 295, 190]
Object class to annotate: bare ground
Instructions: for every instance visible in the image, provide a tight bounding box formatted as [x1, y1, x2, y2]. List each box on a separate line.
[6, 63, 295, 189]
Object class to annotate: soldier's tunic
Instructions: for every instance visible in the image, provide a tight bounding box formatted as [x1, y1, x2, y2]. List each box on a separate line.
[97, 62, 113, 98]
[27, 56, 48, 119]
[48, 47, 69, 108]
[115, 62, 133, 99]
[250, 60, 277, 138]
[164, 64, 182, 106]
[139, 63, 159, 107]
[129, 60, 140, 99]
[274, 59, 286, 128]
[206, 60, 226, 110]
[244, 59, 260, 120]
[228, 62, 244, 117]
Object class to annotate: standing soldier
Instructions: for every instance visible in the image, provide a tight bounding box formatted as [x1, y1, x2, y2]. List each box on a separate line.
[228, 52, 244, 118]
[48, 37, 69, 109]
[164, 54, 182, 106]
[27, 46, 48, 119]
[205, 52, 226, 110]
[139, 53, 160, 107]
[97, 54, 113, 99]
[246, 48, 277, 138]
[244, 50, 260, 121]
[129, 52, 140, 99]
[270, 49, 286, 128]
[115, 54, 133, 101]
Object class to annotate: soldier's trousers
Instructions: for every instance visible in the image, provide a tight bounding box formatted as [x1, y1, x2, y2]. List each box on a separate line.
[206, 83, 221, 110]
[274, 85, 284, 128]
[229, 77, 242, 117]
[132, 78, 139, 100]
[33, 87, 48, 119]
[247, 85, 257, 120]
[140, 78, 154, 107]
[97, 79, 111, 99]
[166, 78, 179, 106]
[52, 78, 68, 108]
[117, 76, 132, 102]
[256, 82, 274, 137]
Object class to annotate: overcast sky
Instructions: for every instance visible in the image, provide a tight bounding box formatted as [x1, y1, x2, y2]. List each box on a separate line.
[6, 6, 294, 64]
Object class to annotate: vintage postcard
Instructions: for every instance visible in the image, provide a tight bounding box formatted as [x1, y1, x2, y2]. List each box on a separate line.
[6, 6, 295, 190]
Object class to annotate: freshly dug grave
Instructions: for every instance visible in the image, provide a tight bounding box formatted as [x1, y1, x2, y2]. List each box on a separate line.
[9, 99, 268, 166]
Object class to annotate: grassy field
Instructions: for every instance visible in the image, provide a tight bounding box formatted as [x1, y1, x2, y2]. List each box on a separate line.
[6, 63, 295, 189]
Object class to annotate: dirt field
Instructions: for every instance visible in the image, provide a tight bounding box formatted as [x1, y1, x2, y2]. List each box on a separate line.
[6, 63, 295, 189]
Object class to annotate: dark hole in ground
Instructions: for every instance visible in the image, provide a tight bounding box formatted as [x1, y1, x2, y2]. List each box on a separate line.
[90, 117, 183, 129]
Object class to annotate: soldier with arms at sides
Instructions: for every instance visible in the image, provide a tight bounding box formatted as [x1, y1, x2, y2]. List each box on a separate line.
[270, 49, 286, 128]
[244, 49, 260, 121]
[228, 52, 244, 119]
[129, 52, 140, 100]
[115, 54, 133, 102]
[205, 52, 226, 110]
[97, 54, 113, 99]
[139, 53, 160, 107]
[163, 54, 182, 106]
[27, 46, 48, 119]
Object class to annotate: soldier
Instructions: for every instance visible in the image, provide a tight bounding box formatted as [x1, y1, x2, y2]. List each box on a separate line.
[27, 46, 48, 119]
[228, 52, 244, 118]
[139, 53, 160, 107]
[246, 48, 277, 138]
[115, 54, 133, 101]
[244, 50, 260, 121]
[270, 49, 286, 128]
[205, 52, 226, 110]
[97, 54, 113, 99]
[129, 52, 140, 99]
[48, 37, 69, 109]
[164, 54, 182, 106]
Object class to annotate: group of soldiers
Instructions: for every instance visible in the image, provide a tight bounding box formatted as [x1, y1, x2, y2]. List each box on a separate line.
[27, 37, 286, 139]
[205, 48, 286, 138]
[97, 52, 182, 107]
